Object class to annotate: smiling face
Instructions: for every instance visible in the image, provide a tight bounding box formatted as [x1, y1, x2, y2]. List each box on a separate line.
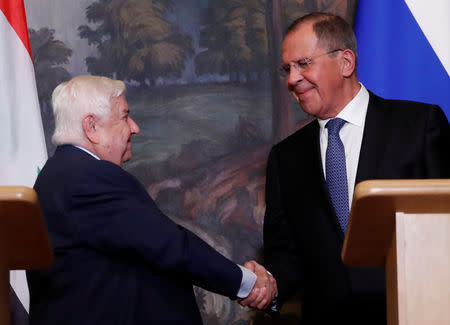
[95, 95, 140, 166]
[282, 22, 349, 119]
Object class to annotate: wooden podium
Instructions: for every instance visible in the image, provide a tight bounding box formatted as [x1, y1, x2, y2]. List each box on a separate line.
[342, 179, 450, 325]
[0, 186, 53, 325]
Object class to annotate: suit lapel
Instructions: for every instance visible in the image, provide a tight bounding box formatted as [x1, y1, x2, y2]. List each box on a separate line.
[312, 92, 391, 240]
[355, 92, 390, 184]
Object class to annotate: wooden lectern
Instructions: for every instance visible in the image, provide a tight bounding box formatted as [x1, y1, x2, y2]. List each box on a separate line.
[0, 186, 53, 325]
[342, 179, 450, 325]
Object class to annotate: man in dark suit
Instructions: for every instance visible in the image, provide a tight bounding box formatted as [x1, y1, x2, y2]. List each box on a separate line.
[27, 75, 276, 324]
[260, 12, 449, 324]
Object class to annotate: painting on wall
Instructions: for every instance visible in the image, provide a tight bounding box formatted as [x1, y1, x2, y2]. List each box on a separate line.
[25, 0, 356, 323]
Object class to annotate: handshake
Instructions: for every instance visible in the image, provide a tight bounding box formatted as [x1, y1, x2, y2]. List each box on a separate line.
[238, 260, 277, 310]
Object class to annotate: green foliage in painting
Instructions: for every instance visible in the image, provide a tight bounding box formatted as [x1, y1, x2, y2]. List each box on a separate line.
[29, 27, 72, 110]
[79, 0, 194, 86]
[195, 0, 268, 82]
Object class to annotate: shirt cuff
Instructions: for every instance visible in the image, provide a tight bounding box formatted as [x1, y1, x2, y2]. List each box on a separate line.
[236, 265, 257, 298]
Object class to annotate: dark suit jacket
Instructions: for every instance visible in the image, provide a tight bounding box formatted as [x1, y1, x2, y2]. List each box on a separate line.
[28, 145, 243, 325]
[263, 93, 450, 324]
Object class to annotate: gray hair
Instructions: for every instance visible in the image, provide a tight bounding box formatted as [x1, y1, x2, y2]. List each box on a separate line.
[51, 75, 126, 145]
[286, 12, 358, 65]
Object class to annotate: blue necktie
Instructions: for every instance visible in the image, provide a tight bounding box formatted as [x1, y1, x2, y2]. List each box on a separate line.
[325, 118, 349, 233]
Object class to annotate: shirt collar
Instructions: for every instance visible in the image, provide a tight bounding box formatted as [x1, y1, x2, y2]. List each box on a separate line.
[73, 145, 101, 160]
[317, 83, 369, 129]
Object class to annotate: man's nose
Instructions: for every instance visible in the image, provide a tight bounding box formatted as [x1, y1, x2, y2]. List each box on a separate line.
[286, 66, 303, 86]
[129, 117, 140, 135]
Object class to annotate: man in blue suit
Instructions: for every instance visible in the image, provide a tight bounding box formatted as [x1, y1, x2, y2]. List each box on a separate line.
[27, 75, 276, 324]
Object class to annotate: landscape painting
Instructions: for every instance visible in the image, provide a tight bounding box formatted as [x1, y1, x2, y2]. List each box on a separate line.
[25, 0, 357, 323]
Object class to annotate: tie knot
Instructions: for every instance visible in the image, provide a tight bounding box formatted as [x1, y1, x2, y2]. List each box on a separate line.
[326, 118, 346, 135]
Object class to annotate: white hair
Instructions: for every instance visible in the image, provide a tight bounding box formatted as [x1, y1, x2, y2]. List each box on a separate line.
[51, 75, 126, 145]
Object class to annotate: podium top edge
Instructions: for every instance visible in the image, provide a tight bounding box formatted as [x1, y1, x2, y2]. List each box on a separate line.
[0, 186, 38, 203]
[356, 179, 450, 196]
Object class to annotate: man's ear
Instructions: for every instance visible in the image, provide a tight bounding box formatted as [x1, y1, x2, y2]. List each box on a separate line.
[341, 49, 356, 77]
[82, 114, 100, 144]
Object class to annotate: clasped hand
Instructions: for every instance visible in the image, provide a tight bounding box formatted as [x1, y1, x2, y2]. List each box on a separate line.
[238, 260, 277, 310]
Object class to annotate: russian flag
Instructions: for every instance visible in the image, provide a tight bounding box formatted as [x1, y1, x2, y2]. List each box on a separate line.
[0, 0, 47, 323]
[355, 0, 450, 119]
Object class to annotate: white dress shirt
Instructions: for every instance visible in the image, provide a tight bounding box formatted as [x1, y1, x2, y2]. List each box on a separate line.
[317, 84, 369, 209]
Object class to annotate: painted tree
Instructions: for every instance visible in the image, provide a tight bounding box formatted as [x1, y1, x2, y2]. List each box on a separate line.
[29, 27, 72, 111]
[265, 0, 293, 142]
[195, 0, 268, 83]
[29, 27, 72, 154]
[79, 0, 194, 86]
[284, 0, 356, 24]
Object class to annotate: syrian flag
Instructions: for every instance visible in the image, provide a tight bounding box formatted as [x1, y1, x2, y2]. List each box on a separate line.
[355, 0, 450, 119]
[0, 0, 47, 322]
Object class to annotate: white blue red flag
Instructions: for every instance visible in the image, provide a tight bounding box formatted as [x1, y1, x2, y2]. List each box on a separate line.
[355, 0, 450, 119]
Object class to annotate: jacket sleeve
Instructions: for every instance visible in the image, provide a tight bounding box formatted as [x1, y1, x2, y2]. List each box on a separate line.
[263, 146, 303, 308]
[68, 160, 243, 298]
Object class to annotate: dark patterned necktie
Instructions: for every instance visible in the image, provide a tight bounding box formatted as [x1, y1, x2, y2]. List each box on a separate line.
[325, 118, 349, 233]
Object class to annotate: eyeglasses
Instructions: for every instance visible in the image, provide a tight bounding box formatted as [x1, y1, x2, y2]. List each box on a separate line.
[279, 49, 343, 76]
